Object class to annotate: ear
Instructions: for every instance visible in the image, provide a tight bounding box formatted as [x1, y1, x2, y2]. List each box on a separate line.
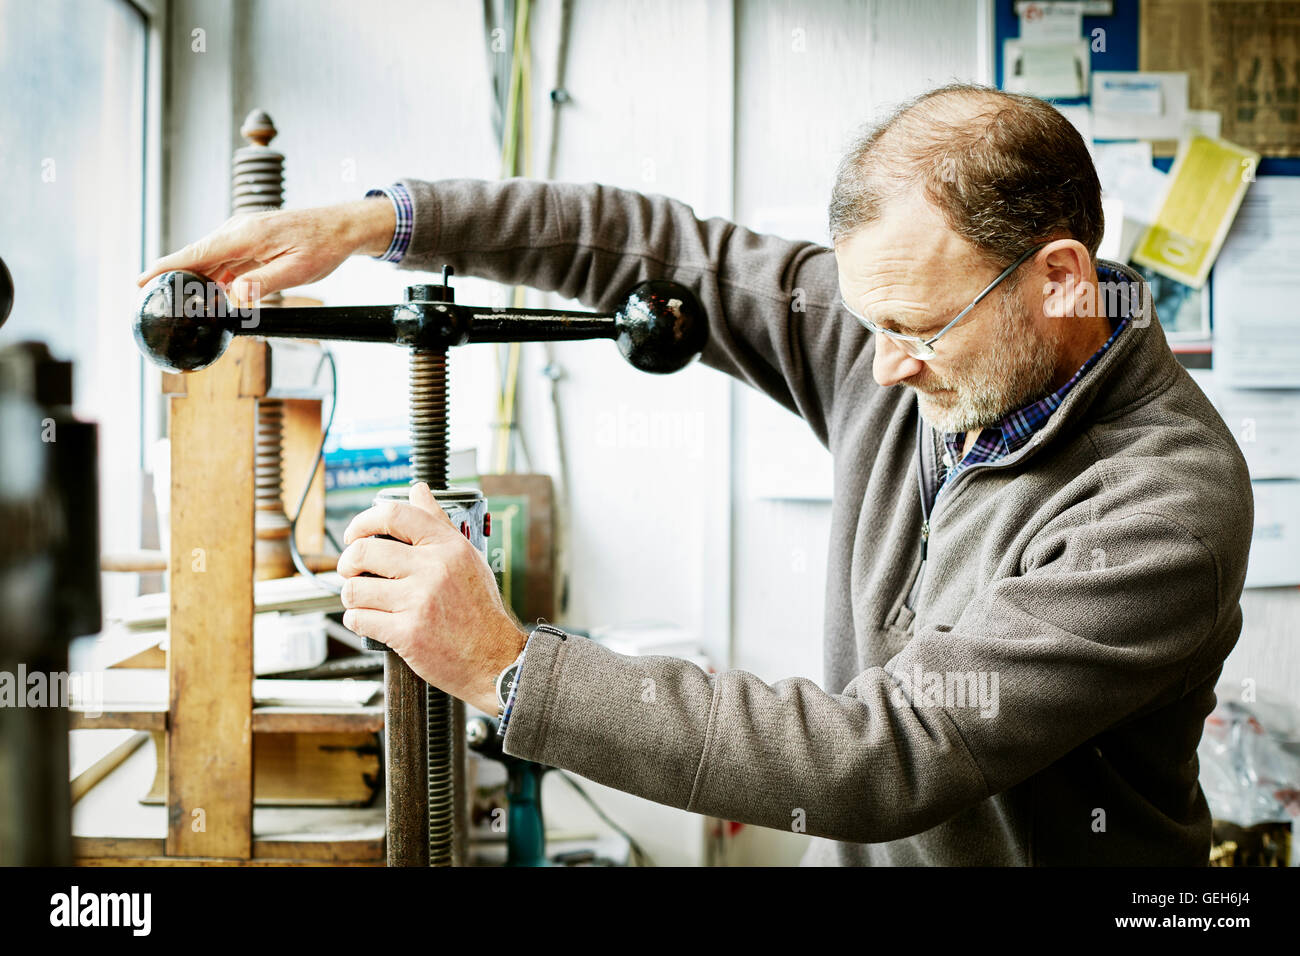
[1036, 239, 1093, 320]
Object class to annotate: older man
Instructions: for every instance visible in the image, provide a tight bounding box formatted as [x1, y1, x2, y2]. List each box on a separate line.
[139, 84, 1253, 866]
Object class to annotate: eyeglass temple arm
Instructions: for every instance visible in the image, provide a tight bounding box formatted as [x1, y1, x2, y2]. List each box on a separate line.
[921, 242, 1048, 347]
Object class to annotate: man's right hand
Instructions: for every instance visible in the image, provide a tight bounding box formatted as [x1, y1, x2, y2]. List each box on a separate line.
[135, 197, 397, 306]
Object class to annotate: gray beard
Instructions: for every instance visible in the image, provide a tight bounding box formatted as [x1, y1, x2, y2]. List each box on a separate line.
[911, 290, 1063, 435]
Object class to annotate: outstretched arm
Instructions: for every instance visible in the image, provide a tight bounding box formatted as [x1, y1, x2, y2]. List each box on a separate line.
[393, 177, 869, 444]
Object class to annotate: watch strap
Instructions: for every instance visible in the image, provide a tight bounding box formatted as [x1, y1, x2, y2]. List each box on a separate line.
[497, 623, 567, 737]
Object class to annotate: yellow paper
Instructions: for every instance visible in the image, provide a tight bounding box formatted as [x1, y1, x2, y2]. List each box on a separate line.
[1131, 135, 1259, 289]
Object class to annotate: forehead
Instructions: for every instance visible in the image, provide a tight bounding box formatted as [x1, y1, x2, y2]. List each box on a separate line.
[834, 194, 980, 322]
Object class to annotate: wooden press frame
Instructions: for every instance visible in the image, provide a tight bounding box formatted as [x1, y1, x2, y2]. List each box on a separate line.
[74, 338, 387, 865]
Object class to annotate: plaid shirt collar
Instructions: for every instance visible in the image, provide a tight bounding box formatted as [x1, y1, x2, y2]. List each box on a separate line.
[938, 264, 1132, 484]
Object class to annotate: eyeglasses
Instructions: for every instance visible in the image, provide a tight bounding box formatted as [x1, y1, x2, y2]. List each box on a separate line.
[840, 242, 1048, 360]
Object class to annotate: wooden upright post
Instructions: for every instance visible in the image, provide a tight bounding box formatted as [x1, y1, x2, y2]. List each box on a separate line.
[163, 338, 265, 859]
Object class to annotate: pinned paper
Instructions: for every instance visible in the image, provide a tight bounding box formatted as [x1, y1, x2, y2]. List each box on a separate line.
[1194, 374, 1300, 480]
[1097, 195, 1127, 261]
[1185, 110, 1222, 140]
[1129, 264, 1210, 340]
[1094, 141, 1166, 224]
[1019, 1, 1084, 42]
[1131, 134, 1259, 288]
[1094, 141, 1165, 264]
[1244, 480, 1300, 589]
[1004, 39, 1090, 99]
[1211, 176, 1300, 388]
[1092, 72, 1188, 140]
[1152, 110, 1225, 158]
[1097, 77, 1162, 115]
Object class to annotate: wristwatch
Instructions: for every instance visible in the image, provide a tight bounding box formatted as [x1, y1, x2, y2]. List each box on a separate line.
[494, 650, 525, 720]
[495, 623, 567, 725]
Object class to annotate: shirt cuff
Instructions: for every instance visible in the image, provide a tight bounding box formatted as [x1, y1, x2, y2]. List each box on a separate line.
[497, 625, 547, 737]
[363, 183, 413, 263]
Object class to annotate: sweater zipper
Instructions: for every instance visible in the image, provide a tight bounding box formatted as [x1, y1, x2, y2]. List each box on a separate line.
[906, 421, 1031, 612]
[905, 421, 934, 611]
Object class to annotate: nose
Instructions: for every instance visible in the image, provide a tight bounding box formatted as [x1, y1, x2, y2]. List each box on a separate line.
[872, 334, 926, 388]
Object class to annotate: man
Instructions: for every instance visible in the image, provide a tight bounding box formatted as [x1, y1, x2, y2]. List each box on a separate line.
[139, 84, 1253, 865]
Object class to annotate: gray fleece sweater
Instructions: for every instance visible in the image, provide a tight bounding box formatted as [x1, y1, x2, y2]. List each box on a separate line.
[392, 177, 1254, 866]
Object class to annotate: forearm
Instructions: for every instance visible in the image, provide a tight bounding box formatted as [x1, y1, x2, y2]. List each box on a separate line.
[500, 626, 989, 844]
[391, 177, 862, 442]
[334, 196, 398, 258]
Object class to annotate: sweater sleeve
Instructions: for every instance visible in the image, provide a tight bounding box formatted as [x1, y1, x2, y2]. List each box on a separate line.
[394, 177, 870, 446]
[499, 508, 1228, 845]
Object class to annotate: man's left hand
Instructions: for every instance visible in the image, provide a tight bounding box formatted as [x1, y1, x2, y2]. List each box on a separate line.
[337, 482, 526, 716]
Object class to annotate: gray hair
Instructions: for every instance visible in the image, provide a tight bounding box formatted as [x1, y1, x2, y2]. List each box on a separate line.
[828, 84, 1104, 267]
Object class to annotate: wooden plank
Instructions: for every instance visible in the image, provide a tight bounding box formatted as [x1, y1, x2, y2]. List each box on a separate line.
[69, 705, 381, 733]
[75, 857, 381, 867]
[251, 706, 383, 734]
[73, 742, 384, 862]
[110, 645, 167, 669]
[160, 371, 187, 395]
[70, 730, 151, 803]
[69, 710, 167, 732]
[73, 837, 165, 859]
[70, 707, 382, 738]
[238, 338, 270, 397]
[281, 397, 325, 556]
[100, 550, 168, 572]
[101, 549, 337, 574]
[144, 731, 380, 807]
[166, 336, 263, 859]
[252, 732, 380, 806]
[253, 839, 382, 862]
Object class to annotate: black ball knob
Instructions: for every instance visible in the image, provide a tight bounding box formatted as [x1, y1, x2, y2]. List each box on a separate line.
[134, 270, 233, 372]
[0, 255, 13, 330]
[613, 280, 707, 374]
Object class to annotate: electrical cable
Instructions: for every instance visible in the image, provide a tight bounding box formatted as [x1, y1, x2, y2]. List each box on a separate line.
[543, 0, 574, 614]
[556, 771, 654, 867]
[288, 347, 341, 595]
[492, 0, 531, 474]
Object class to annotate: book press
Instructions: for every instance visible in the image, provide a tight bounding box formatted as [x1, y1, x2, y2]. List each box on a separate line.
[129, 256, 703, 867]
[0, 108, 704, 867]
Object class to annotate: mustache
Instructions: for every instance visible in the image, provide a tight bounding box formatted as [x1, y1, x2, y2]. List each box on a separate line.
[906, 378, 950, 394]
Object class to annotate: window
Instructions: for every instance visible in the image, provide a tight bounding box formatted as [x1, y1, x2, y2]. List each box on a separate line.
[0, 0, 152, 615]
